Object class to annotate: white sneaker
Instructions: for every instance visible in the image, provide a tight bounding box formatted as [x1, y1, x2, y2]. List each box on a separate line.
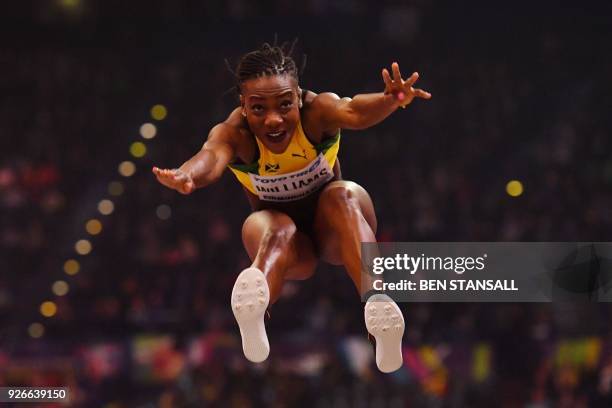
[364, 294, 405, 373]
[231, 267, 270, 363]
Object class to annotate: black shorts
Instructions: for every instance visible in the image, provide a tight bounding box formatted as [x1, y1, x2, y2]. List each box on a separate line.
[245, 166, 342, 242]
[253, 184, 325, 240]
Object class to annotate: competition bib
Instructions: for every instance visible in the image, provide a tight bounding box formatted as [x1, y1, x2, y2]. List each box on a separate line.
[249, 153, 333, 202]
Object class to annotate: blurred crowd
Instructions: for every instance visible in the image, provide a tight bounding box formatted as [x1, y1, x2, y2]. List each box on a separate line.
[2, 0, 612, 406]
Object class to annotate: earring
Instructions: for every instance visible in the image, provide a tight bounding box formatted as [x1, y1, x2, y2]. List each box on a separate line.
[298, 100, 303, 109]
[242, 110, 247, 117]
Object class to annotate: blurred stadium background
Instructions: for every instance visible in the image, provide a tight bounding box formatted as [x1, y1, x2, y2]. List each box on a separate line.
[2, 0, 612, 406]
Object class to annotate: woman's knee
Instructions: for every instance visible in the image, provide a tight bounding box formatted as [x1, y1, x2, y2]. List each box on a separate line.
[319, 181, 359, 214]
[318, 181, 377, 232]
[241, 210, 297, 256]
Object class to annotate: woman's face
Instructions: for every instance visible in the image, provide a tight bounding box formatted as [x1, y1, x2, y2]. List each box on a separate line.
[240, 74, 301, 154]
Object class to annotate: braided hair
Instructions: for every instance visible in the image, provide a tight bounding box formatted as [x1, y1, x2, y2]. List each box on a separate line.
[227, 39, 306, 94]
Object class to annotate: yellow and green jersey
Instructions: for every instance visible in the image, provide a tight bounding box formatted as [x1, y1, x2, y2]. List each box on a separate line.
[228, 121, 340, 202]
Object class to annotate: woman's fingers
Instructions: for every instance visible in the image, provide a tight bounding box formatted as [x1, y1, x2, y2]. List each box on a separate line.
[412, 88, 432, 99]
[391, 62, 403, 84]
[405, 72, 419, 87]
[382, 68, 393, 90]
[385, 64, 427, 101]
[153, 167, 191, 192]
[152, 167, 181, 180]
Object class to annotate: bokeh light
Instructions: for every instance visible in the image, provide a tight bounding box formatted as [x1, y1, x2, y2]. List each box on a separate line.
[86, 219, 102, 235]
[140, 123, 157, 139]
[75, 239, 92, 255]
[506, 180, 524, 197]
[130, 142, 147, 158]
[108, 181, 124, 196]
[52, 280, 70, 296]
[59, 0, 80, 9]
[28, 323, 45, 338]
[40, 301, 57, 317]
[98, 199, 115, 215]
[63, 259, 80, 275]
[151, 104, 167, 121]
[118, 161, 136, 177]
[156, 204, 172, 220]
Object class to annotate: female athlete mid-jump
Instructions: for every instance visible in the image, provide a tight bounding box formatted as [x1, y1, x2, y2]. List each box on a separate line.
[153, 43, 431, 373]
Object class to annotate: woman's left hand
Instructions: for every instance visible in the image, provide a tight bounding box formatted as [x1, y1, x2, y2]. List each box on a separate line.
[382, 62, 431, 108]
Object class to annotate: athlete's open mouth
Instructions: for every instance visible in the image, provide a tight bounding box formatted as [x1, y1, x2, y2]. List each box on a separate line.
[265, 130, 287, 142]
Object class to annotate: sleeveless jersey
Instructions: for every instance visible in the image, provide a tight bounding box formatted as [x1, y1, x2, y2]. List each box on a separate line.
[228, 121, 340, 202]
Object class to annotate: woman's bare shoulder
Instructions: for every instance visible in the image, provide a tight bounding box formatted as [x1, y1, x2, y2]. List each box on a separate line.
[215, 107, 256, 162]
[301, 90, 341, 141]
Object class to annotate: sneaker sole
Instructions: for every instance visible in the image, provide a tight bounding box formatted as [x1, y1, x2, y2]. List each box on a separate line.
[364, 294, 405, 373]
[231, 267, 270, 363]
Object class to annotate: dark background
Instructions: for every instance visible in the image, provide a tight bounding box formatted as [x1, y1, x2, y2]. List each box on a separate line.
[1, 0, 612, 406]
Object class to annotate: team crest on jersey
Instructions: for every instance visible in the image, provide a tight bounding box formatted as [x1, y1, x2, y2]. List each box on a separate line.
[265, 163, 280, 173]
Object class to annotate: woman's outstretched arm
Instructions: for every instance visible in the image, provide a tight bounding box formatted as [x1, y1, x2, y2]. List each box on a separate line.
[312, 62, 431, 131]
[152, 121, 238, 194]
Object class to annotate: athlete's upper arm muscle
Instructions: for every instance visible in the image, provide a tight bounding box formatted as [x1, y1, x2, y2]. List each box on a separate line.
[310, 92, 360, 130]
[201, 122, 238, 179]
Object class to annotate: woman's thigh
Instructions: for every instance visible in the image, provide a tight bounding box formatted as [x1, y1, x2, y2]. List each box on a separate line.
[242, 209, 318, 280]
[313, 180, 377, 265]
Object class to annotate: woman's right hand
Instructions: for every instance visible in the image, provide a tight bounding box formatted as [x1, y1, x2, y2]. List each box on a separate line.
[152, 167, 196, 195]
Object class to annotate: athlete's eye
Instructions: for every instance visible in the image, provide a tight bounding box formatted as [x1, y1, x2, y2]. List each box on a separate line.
[280, 100, 293, 109]
[251, 105, 264, 113]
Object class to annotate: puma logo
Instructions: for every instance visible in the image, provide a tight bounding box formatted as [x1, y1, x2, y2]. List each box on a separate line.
[291, 149, 308, 160]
